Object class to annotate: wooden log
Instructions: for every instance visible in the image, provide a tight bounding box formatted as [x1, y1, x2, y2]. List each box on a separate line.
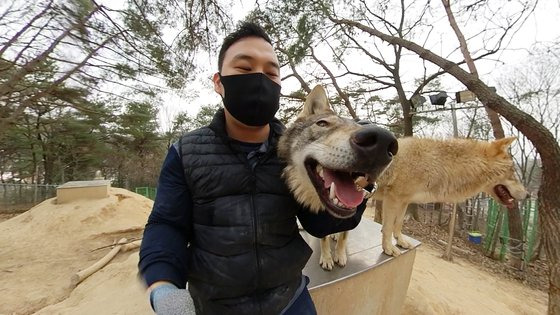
[70, 238, 127, 287]
[121, 240, 141, 252]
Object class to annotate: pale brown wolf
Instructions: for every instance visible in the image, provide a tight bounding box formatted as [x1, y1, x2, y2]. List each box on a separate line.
[278, 85, 398, 270]
[333, 136, 528, 265]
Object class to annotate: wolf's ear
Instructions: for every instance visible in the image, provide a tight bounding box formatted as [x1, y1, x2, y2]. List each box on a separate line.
[298, 85, 334, 118]
[487, 136, 516, 157]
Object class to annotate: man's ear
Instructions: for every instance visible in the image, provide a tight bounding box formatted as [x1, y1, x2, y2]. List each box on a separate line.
[298, 85, 333, 118]
[212, 72, 224, 97]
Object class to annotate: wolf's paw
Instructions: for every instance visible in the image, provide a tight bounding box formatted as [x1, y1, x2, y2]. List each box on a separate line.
[320, 254, 334, 271]
[383, 243, 402, 257]
[396, 237, 412, 249]
[334, 250, 347, 267]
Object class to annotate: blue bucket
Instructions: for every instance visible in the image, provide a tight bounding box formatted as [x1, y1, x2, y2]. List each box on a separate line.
[468, 232, 482, 244]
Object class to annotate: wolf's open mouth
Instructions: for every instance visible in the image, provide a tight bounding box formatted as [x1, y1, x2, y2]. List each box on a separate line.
[304, 158, 368, 218]
[494, 184, 515, 208]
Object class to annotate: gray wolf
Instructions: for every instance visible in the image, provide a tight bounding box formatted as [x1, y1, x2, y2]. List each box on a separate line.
[278, 85, 397, 269]
[331, 136, 528, 266]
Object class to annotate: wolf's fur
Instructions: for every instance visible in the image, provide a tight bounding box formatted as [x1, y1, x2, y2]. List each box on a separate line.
[371, 136, 527, 256]
[278, 85, 396, 270]
[329, 136, 528, 263]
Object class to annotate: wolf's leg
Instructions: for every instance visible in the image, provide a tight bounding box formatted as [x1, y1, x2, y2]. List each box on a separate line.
[319, 236, 334, 270]
[381, 199, 402, 256]
[333, 231, 348, 267]
[394, 204, 412, 249]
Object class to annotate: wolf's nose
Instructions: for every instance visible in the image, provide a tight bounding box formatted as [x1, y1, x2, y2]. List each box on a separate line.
[351, 126, 398, 164]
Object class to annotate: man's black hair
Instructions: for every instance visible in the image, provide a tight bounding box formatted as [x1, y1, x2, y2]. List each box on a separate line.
[218, 22, 272, 71]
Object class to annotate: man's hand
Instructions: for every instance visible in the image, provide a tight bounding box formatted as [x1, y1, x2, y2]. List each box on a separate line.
[149, 282, 195, 315]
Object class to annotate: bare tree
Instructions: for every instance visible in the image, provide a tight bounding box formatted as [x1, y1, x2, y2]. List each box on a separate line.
[0, 0, 232, 135]
[500, 47, 560, 191]
[329, 15, 560, 314]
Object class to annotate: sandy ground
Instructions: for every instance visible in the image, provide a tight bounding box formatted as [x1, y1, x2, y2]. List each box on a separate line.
[403, 245, 547, 314]
[0, 188, 152, 315]
[0, 189, 548, 315]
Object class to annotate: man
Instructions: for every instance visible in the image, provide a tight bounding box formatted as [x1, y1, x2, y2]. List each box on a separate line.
[139, 22, 368, 314]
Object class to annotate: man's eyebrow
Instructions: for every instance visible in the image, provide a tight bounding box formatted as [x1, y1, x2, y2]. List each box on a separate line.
[231, 53, 280, 70]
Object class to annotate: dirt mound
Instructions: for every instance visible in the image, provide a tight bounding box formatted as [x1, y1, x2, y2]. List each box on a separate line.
[0, 188, 153, 315]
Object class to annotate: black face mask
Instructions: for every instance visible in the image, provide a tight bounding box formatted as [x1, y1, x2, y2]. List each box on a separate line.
[219, 73, 281, 126]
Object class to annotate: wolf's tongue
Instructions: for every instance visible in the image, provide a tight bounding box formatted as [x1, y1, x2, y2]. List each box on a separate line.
[322, 168, 363, 208]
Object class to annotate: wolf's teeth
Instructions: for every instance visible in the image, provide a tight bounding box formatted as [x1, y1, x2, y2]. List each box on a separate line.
[333, 197, 339, 206]
[508, 198, 514, 203]
[329, 182, 336, 200]
[317, 165, 324, 178]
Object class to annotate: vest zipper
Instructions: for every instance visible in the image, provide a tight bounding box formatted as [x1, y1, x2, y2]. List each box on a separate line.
[250, 184, 263, 314]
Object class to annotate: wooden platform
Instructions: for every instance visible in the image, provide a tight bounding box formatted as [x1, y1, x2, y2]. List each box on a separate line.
[56, 180, 111, 204]
[301, 218, 420, 315]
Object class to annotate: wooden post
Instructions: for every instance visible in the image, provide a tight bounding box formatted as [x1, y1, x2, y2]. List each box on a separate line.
[443, 203, 458, 261]
[472, 195, 482, 231]
[488, 209, 504, 259]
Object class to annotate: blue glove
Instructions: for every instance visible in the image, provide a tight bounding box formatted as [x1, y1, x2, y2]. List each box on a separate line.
[150, 283, 196, 315]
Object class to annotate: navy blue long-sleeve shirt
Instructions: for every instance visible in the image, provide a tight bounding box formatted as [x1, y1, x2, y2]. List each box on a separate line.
[139, 143, 367, 289]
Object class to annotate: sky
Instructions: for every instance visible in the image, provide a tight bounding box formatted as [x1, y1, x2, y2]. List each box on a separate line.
[149, 1, 560, 133]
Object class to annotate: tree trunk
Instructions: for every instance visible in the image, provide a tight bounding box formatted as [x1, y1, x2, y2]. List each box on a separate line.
[457, 203, 465, 232]
[443, 203, 458, 261]
[407, 203, 420, 221]
[395, 72, 418, 219]
[394, 67, 414, 137]
[507, 203, 525, 270]
[531, 231, 543, 262]
[488, 209, 504, 259]
[540, 181, 560, 314]
[436, 202, 443, 225]
[473, 198, 482, 231]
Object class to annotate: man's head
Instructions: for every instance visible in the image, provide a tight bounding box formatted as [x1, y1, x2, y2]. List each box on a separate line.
[213, 22, 281, 131]
[217, 22, 274, 73]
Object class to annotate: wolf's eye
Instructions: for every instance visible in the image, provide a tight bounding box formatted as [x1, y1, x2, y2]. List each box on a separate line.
[316, 120, 329, 127]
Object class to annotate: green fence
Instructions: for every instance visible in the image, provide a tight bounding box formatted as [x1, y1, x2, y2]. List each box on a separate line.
[484, 198, 538, 263]
[135, 187, 157, 200]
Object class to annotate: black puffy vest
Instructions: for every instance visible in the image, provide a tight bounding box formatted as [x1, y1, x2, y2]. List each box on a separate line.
[179, 109, 312, 314]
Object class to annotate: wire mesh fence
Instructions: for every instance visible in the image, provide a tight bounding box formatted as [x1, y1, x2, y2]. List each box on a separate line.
[134, 187, 157, 200]
[0, 183, 58, 213]
[412, 193, 540, 264]
[484, 197, 538, 263]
